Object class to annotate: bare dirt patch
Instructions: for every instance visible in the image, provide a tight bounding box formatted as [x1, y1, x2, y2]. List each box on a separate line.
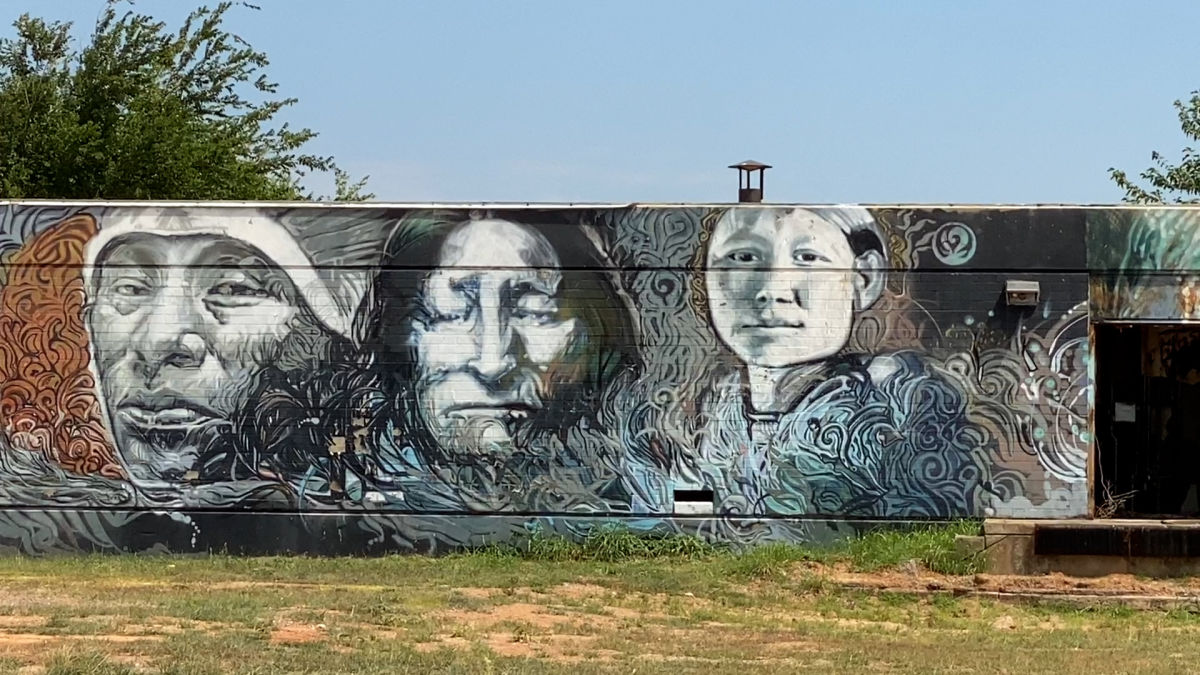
[417, 631, 621, 662]
[269, 620, 327, 645]
[0, 631, 162, 663]
[455, 587, 499, 600]
[788, 612, 908, 632]
[510, 634, 610, 661]
[815, 561, 1200, 601]
[437, 602, 594, 631]
[762, 639, 822, 654]
[424, 594, 657, 662]
[555, 582, 613, 600]
[0, 616, 44, 630]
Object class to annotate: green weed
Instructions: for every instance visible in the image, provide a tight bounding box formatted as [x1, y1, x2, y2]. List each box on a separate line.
[482, 524, 726, 562]
[844, 520, 984, 575]
[45, 649, 134, 675]
[719, 542, 816, 580]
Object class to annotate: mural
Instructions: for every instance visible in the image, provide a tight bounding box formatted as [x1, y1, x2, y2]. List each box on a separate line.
[693, 207, 991, 517]
[1090, 208, 1200, 320]
[0, 202, 1094, 554]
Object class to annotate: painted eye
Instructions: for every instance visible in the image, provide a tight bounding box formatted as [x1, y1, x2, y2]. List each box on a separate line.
[794, 250, 830, 264]
[210, 282, 267, 298]
[113, 281, 150, 297]
[512, 308, 554, 325]
[726, 250, 760, 264]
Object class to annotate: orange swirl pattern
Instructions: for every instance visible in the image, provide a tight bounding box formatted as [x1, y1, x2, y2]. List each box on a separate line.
[0, 214, 122, 477]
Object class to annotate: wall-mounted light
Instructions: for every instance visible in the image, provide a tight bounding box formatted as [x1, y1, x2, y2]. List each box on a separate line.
[1005, 280, 1040, 307]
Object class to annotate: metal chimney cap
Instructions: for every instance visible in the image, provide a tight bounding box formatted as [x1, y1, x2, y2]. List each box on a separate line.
[728, 160, 772, 170]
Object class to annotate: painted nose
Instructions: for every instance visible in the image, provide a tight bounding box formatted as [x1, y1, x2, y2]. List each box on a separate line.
[160, 333, 206, 368]
[468, 305, 517, 382]
[141, 332, 206, 382]
[754, 270, 798, 307]
[132, 293, 207, 380]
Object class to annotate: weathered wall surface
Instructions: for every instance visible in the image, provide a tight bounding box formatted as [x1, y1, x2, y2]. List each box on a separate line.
[0, 203, 1091, 553]
[1089, 209, 1200, 321]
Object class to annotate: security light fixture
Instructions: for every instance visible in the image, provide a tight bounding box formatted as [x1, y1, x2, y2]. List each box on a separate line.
[1005, 280, 1040, 307]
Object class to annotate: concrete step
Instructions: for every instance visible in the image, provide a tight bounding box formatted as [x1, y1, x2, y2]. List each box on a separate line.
[983, 518, 1200, 577]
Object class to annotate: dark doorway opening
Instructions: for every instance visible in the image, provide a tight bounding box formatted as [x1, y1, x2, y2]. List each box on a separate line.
[1095, 322, 1200, 518]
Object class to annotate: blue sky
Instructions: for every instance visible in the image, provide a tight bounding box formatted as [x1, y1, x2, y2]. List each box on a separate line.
[3, 0, 1199, 204]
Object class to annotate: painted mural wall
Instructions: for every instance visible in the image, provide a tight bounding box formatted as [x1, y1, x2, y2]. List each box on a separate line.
[0, 202, 1091, 553]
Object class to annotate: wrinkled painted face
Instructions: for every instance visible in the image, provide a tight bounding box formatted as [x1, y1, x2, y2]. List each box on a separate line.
[413, 219, 579, 454]
[89, 234, 299, 484]
[706, 209, 861, 369]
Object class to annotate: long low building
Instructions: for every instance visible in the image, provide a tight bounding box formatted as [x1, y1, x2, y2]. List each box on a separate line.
[0, 201, 1175, 553]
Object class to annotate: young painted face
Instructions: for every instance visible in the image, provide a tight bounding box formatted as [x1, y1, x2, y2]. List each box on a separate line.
[412, 219, 580, 455]
[705, 208, 883, 369]
[89, 234, 300, 484]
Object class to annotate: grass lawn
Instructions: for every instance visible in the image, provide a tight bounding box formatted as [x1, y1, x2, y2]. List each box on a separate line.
[0, 524, 1194, 674]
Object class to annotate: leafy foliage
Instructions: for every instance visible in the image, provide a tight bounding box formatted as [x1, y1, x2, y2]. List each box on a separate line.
[0, 1, 371, 200]
[1111, 91, 1200, 203]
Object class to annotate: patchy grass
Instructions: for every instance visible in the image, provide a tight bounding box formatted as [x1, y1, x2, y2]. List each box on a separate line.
[2, 523, 1198, 672]
[7, 579, 1194, 675]
[0, 562, 1186, 673]
[46, 649, 135, 675]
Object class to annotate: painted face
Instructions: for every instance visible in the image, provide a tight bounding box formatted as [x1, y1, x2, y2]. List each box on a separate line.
[706, 209, 872, 369]
[89, 234, 299, 484]
[412, 219, 580, 455]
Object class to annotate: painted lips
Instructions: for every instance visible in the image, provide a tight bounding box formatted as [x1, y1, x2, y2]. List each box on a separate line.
[440, 403, 536, 420]
[115, 393, 225, 430]
[738, 321, 805, 333]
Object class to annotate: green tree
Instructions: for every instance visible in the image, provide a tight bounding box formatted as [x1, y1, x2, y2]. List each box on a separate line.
[0, 1, 371, 200]
[1110, 91, 1200, 203]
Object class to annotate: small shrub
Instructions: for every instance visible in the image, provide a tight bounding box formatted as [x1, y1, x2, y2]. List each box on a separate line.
[847, 521, 984, 576]
[721, 542, 815, 580]
[527, 529, 584, 561]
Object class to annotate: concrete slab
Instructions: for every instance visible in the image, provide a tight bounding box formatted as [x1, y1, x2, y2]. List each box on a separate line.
[983, 518, 1200, 577]
[983, 519, 1037, 536]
